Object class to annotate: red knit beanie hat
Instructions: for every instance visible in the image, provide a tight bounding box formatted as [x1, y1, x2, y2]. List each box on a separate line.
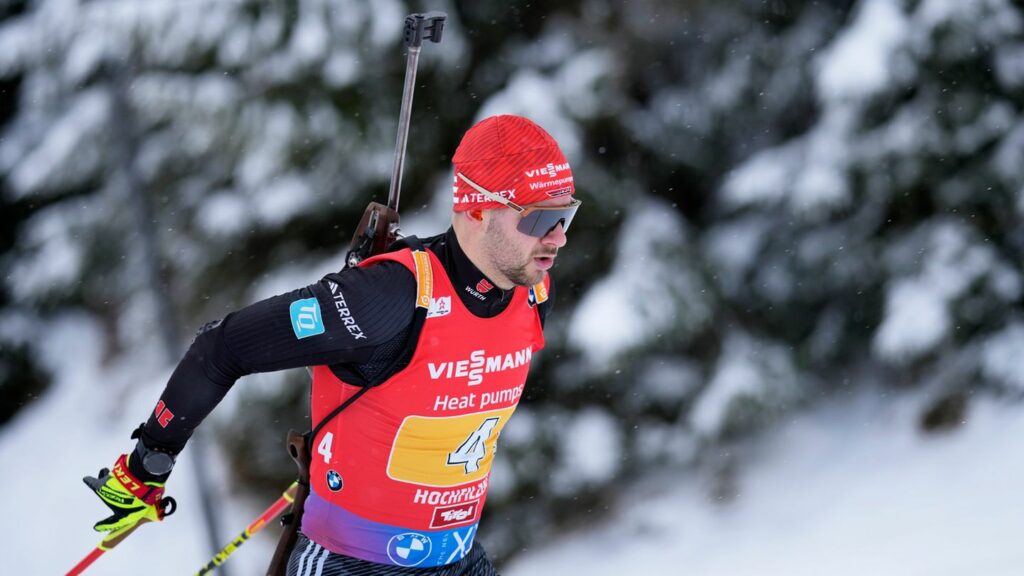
[451, 115, 575, 212]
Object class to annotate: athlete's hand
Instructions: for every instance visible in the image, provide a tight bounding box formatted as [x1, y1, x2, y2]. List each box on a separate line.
[83, 454, 176, 533]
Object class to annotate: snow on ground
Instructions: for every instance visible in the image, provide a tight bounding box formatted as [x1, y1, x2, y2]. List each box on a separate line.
[506, 391, 1024, 576]
[0, 314, 275, 575]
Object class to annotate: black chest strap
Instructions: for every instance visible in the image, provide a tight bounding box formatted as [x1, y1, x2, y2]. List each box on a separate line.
[307, 237, 431, 453]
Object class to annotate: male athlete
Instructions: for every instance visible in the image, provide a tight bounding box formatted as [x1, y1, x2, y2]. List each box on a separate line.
[83, 114, 581, 575]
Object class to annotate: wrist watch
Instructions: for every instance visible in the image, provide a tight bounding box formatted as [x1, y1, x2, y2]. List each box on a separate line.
[135, 440, 176, 476]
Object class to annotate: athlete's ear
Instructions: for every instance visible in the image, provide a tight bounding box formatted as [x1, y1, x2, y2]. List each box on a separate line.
[453, 209, 484, 233]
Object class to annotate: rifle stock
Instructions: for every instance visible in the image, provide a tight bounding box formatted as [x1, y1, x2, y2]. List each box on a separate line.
[265, 431, 311, 576]
[345, 201, 401, 268]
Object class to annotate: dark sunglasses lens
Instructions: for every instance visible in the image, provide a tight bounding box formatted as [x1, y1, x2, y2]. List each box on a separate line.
[517, 205, 579, 237]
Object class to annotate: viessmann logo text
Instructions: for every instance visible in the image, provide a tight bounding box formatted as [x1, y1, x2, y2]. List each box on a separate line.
[525, 162, 570, 178]
[427, 347, 532, 386]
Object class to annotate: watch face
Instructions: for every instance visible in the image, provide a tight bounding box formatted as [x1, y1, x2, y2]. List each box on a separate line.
[143, 451, 175, 476]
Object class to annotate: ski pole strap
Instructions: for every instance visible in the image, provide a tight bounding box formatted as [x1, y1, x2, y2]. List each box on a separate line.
[112, 454, 166, 508]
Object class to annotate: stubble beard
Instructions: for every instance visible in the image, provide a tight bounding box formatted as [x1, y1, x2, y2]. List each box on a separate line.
[484, 219, 547, 287]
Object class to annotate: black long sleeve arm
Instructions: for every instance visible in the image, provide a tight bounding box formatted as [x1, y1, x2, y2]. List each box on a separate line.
[139, 261, 417, 453]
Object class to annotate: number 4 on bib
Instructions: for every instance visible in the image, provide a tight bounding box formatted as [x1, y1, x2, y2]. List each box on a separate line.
[447, 417, 500, 474]
[318, 432, 334, 464]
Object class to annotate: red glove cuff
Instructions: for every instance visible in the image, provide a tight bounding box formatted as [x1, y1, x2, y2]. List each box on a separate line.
[113, 454, 166, 507]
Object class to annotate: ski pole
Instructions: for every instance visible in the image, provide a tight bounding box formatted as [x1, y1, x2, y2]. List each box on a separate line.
[194, 481, 299, 576]
[66, 519, 154, 576]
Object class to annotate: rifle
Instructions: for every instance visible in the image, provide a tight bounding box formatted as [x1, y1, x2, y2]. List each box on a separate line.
[264, 433, 311, 576]
[265, 12, 446, 576]
[345, 12, 446, 268]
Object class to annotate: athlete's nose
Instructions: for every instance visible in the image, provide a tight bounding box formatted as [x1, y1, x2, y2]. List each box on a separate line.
[541, 221, 568, 248]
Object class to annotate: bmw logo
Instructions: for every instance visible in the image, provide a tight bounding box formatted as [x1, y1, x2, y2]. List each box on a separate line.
[386, 532, 432, 567]
[326, 470, 343, 492]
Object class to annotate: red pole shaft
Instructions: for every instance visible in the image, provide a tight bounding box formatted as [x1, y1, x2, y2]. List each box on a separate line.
[245, 488, 295, 534]
[66, 547, 105, 576]
[65, 522, 146, 576]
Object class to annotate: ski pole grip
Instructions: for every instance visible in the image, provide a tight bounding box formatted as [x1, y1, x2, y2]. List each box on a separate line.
[404, 12, 446, 48]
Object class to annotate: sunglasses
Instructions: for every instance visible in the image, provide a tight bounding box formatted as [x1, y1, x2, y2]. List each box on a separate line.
[457, 172, 582, 238]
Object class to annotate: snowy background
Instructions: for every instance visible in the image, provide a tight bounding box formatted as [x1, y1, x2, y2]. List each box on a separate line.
[2, 0, 1024, 574]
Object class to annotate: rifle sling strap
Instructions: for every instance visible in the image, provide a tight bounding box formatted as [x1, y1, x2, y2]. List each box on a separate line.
[306, 236, 431, 456]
